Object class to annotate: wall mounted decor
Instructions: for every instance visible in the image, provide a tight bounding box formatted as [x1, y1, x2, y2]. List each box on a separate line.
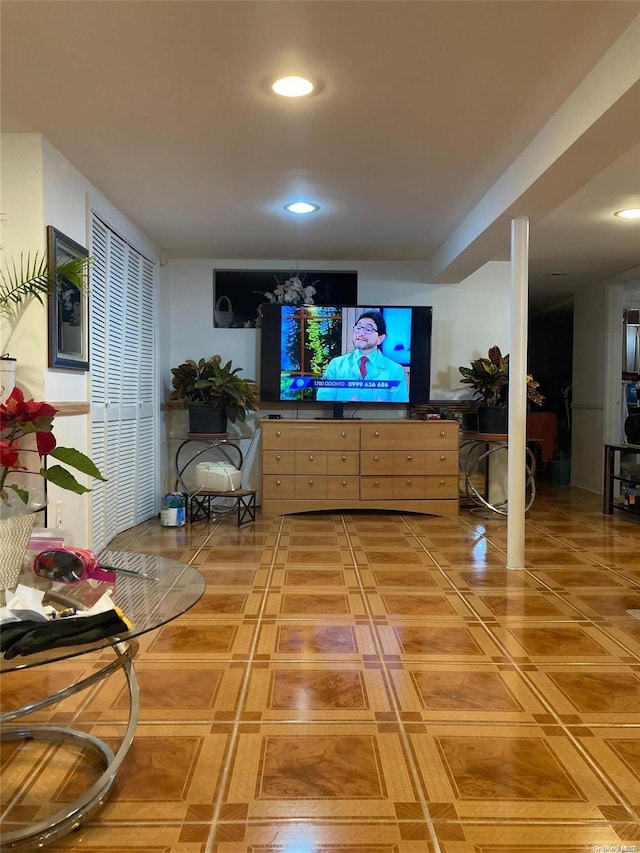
[213, 269, 358, 328]
[47, 227, 90, 370]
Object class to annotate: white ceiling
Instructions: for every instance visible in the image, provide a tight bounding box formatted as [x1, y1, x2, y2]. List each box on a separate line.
[2, 0, 640, 315]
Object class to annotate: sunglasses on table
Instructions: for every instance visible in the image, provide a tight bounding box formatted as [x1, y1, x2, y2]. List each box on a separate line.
[32, 547, 158, 584]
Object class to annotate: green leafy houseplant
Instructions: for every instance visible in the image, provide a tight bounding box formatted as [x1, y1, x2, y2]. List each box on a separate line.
[170, 356, 259, 424]
[459, 345, 544, 408]
[0, 252, 90, 314]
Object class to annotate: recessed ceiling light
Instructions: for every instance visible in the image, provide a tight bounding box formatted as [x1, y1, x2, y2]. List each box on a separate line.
[615, 208, 640, 220]
[284, 202, 319, 215]
[272, 76, 314, 98]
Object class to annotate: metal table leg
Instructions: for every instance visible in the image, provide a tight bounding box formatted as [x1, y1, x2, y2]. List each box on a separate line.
[0, 640, 140, 850]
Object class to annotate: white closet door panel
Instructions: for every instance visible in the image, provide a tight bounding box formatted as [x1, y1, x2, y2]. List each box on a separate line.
[106, 233, 126, 406]
[116, 420, 137, 531]
[90, 422, 108, 552]
[90, 219, 108, 413]
[139, 259, 155, 406]
[103, 421, 120, 544]
[123, 251, 141, 408]
[90, 213, 158, 545]
[136, 417, 156, 522]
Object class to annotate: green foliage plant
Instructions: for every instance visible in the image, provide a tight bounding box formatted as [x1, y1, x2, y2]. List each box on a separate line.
[170, 356, 259, 423]
[0, 252, 90, 314]
[459, 345, 544, 408]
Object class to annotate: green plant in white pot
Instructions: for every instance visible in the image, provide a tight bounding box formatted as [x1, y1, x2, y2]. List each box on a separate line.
[170, 356, 259, 434]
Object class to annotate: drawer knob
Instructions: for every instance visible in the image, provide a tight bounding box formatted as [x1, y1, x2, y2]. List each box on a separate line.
[276, 430, 281, 437]
[440, 455, 446, 461]
[308, 480, 314, 485]
[374, 480, 380, 486]
[276, 479, 281, 486]
[374, 455, 380, 462]
[440, 479, 445, 485]
[341, 480, 347, 486]
[374, 431, 380, 437]
[406, 479, 412, 485]
[341, 455, 347, 461]
[309, 455, 314, 461]
[341, 431, 346, 437]
[406, 455, 412, 460]
[276, 454, 281, 460]
[439, 430, 446, 437]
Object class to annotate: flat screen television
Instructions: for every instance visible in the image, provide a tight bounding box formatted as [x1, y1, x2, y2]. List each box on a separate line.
[260, 303, 432, 417]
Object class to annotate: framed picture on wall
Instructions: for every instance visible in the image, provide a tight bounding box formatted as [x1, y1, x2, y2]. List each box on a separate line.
[213, 269, 358, 328]
[47, 226, 90, 371]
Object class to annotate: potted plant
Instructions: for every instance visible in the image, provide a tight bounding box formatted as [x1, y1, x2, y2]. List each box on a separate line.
[1, 249, 91, 396]
[170, 355, 259, 434]
[0, 250, 90, 313]
[0, 385, 105, 588]
[459, 345, 544, 433]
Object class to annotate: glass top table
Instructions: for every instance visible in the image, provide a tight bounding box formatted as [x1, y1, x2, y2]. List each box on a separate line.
[0, 551, 205, 849]
[1, 550, 205, 672]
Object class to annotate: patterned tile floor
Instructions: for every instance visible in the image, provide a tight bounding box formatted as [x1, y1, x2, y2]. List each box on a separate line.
[2, 483, 640, 852]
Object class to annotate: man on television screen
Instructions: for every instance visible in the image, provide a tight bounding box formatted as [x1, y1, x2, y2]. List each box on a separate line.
[315, 310, 409, 403]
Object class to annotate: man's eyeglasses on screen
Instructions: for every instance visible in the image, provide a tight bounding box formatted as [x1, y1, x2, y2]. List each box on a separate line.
[353, 324, 378, 335]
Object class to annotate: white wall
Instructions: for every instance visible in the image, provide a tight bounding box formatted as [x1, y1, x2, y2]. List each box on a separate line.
[166, 257, 512, 499]
[167, 258, 512, 401]
[2, 133, 162, 546]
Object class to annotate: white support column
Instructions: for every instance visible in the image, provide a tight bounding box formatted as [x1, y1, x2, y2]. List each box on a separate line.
[507, 217, 529, 569]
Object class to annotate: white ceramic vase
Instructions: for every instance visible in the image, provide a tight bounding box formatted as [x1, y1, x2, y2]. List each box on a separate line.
[0, 512, 36, 590]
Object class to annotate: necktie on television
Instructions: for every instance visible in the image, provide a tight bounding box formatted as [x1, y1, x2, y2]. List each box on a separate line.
[359, 356, 369, 378]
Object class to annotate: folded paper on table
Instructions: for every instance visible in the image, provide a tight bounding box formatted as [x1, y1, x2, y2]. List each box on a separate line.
[0, 583, 116, 625]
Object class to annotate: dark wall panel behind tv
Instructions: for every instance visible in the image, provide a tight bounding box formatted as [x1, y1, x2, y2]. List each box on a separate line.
[213, 270, 357, 328]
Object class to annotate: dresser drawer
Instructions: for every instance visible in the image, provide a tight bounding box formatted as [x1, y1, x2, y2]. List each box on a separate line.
[327, 476, 360, 499]
[327, 451, 359, 475]
[360, 421, 458, 451]
[263, 475, 296, 499]
[360, 477, 395, 500]
[262, 422, 360, 451]
[361, 475, 458, 500]
[361, 451, 428, 475]
[423, 475, 459, 498]
[295, 477, 328, 499]
[263, 450, 296, 474]
[295, 450, 328, 474]
[425, 450, 459, 475]
[391, 451, 427, 475]
[361, 452, 394, 475]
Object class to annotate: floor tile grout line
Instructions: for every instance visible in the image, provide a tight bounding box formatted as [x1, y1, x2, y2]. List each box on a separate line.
[337, 514, 444, 852]
[394, 515, 640, 816]
[409, 513, 639, 633]
[204, 513, 286, 853]
[93, 498, 640, 849]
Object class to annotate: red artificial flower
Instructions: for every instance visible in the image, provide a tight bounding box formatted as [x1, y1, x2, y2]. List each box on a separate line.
[1, 387, 57, 425]
[0, 440, 22, 469]
[35, 430, 57, 456]
[1, 385, 103, 508]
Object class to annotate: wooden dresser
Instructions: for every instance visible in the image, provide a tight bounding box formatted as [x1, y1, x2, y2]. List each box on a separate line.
[261, 418, 459, 516]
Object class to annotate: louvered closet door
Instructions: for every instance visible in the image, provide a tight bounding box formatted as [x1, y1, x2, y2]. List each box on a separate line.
[90, 215, 157, 551]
